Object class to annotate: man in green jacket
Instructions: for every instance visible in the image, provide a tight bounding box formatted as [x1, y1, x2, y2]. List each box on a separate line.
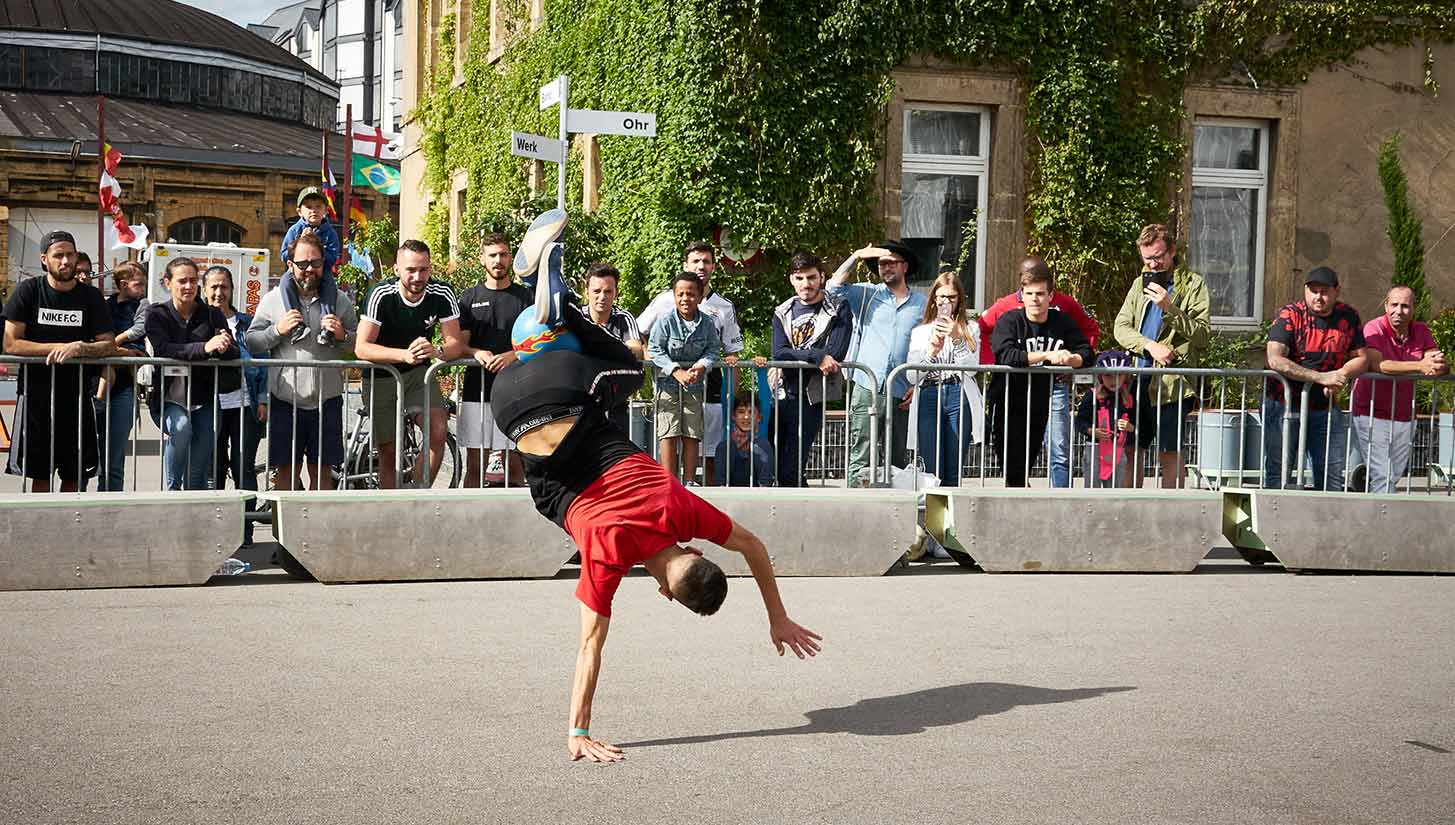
[1112, 224, 1211, 488]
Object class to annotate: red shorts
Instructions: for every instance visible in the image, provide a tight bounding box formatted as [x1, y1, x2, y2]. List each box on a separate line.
[564, 453, 733, 616]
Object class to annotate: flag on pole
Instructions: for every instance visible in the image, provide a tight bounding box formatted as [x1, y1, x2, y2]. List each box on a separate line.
[97, 143, 149, 249]
[321, 162, 340, 221]
[351, 121, 402, 161]
[349, 194, 368, 228]
[352, 153, 401, 196]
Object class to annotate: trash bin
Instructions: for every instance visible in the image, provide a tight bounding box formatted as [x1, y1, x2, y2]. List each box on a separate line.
[1197, 410, 1262, 473]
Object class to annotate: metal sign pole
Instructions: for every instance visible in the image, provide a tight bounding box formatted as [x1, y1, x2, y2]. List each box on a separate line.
[556, 75, 569, 210]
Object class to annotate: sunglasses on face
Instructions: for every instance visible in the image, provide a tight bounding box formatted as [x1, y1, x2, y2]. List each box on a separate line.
[293, 259, 324, 271]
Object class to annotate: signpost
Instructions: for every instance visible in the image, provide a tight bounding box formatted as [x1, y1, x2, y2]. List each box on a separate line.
[530, 75, 657, 209]
[510, 131, 565, 163]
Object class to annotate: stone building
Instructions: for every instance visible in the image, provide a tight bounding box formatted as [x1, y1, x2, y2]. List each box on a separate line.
[396, 2, 1454, 328]
[0, 0, 396, 289]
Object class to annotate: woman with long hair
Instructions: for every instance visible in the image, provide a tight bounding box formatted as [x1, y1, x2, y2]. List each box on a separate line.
[906, 272, 983, 486]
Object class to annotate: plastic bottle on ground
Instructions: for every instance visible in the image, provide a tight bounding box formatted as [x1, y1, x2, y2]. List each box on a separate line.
[216, 558, 251, 576]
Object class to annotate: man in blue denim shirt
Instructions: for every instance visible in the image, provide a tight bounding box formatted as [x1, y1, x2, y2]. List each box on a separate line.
[827, 240, 927, 486]
[647, 272, 721, 483]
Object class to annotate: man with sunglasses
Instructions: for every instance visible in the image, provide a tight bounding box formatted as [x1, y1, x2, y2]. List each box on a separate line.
[246, 229, 358, 490]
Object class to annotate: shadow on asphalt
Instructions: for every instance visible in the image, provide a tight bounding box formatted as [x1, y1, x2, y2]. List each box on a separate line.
[617, 682, 1136, 748]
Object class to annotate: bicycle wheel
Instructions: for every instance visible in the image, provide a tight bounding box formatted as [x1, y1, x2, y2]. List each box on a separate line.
[440, 433, 462, 488]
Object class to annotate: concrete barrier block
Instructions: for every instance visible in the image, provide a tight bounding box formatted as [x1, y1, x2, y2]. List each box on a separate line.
[264, 489, 575, 582]
[692, 488, 918, 576]
[926, 488, 1221, 573]
[0, 491, 251, 590]
[1222, 490, 1455, 572]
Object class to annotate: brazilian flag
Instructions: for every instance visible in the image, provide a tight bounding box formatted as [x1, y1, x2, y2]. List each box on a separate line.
[352, 153, 401, 196]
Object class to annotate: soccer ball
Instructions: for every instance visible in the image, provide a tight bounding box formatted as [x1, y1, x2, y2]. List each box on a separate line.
[511, 309, 581, 362]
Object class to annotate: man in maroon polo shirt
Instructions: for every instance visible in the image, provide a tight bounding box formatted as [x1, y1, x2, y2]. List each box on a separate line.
[1349, 285, 1446, 492]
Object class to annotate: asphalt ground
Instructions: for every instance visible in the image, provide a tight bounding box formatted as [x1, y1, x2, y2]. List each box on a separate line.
[2, 558, 1453, 825]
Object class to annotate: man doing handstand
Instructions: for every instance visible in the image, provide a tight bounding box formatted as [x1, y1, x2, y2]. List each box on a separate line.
[492, 213, 822, 763]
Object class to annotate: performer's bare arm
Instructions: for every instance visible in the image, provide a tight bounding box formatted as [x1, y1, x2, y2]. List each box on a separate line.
[567, 605, 624, 763]
[717, 521, 823, 658]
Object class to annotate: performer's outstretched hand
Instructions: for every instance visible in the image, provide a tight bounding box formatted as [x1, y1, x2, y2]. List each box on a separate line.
[569, 734, 625, 763]
[770, 617, 823, 659]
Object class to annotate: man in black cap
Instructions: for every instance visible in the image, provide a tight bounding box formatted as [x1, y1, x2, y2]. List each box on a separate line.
[827, 240, 929, 486]
[1262, 266, 1374, 491]
[2, 231, 115, 491]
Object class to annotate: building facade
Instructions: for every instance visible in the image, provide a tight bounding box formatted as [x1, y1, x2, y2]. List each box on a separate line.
[0, 0, 395, 288]
[251, 0, 406, 133]
[397, 2, 1455, 327]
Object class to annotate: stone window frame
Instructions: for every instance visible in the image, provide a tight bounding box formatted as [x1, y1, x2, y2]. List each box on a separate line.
[487, 0, 546, 64]
[1181, 85, 1299, 329]
[1190, 116, 1271, 328]
[884, 65, 1026, 310]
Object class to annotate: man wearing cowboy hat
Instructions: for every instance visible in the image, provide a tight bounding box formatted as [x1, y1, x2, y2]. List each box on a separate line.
[827, 240, 928, 486]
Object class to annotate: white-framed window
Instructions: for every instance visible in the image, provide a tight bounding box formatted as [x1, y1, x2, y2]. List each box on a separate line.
[336, 0, 365, 36]
[900, 104, 991, 309]
[1190, 117, 1269, 327]
[336, 40, 365, 80]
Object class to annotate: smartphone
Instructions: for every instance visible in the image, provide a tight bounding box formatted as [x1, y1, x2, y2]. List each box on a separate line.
[936, 301, 953, 321]
[1142, 269, 1172, 289]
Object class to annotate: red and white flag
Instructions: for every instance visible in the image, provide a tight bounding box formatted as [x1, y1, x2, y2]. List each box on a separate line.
[351, 121, 402, 161]
[98, 143, 149, 249]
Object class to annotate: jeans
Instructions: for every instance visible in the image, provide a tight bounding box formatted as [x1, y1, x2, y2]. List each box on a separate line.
[155, 402, 216, 491]
[917, 382, 968, 486]
[1262, 395, 1348, 491]
[847, 383, 909, 486]
[774, 395, 824, 488]
[92, 385, 136, 492]
[1042, 380, 1072, 488]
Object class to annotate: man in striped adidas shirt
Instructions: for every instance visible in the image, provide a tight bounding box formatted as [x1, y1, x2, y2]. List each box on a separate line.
[355, 239, 465, 488]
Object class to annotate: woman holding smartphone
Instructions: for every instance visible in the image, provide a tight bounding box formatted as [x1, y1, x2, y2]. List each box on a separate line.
[906, 272, 983, 486]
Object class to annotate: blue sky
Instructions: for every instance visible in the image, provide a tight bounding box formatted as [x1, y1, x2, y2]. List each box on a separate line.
[182, 0, 298, 28]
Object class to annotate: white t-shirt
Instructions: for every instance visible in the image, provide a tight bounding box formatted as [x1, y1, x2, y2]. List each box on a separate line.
[216, 313, 250, 410]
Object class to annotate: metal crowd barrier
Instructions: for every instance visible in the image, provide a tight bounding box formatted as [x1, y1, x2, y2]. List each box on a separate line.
[419, 358, 880, 490]
[1289, 372, 1455, 495]
[884, 363, 1298, 491]
[0, 355, 406, 495]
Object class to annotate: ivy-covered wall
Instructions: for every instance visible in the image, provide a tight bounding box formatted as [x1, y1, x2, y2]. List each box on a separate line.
[413, 0, 1454, 345]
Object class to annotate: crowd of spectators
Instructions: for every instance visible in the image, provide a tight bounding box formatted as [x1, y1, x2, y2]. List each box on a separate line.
[2, 205, 1448, 497]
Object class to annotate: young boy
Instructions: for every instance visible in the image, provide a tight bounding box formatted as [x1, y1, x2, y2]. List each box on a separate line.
[988, 261, 1093, 487]
[647, 271, 721, 483]
[1074, 350, 1155, 488]
[716, 393, 776, 486]
[278, 186, 342, 345]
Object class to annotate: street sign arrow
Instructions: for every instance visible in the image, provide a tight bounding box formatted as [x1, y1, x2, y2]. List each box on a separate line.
[565, 108, 657, 138]
[510, 131, 565, 163]
[539, 78, 562, 111]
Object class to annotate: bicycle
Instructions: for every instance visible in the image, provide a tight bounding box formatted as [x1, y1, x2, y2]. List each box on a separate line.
[338, 392, 463, 489]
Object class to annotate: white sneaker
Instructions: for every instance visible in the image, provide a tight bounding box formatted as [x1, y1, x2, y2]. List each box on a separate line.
[484, 451, 506, 485]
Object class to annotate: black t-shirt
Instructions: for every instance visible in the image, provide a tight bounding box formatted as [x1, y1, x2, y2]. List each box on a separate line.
[490, 349, 645, 527]
[988, 308, 1095, 404]
[360, 278, 460, 373]
[457, 281, 532, 400]
[1, 276, 110, 398]
[1267, 301, 1365, 410]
